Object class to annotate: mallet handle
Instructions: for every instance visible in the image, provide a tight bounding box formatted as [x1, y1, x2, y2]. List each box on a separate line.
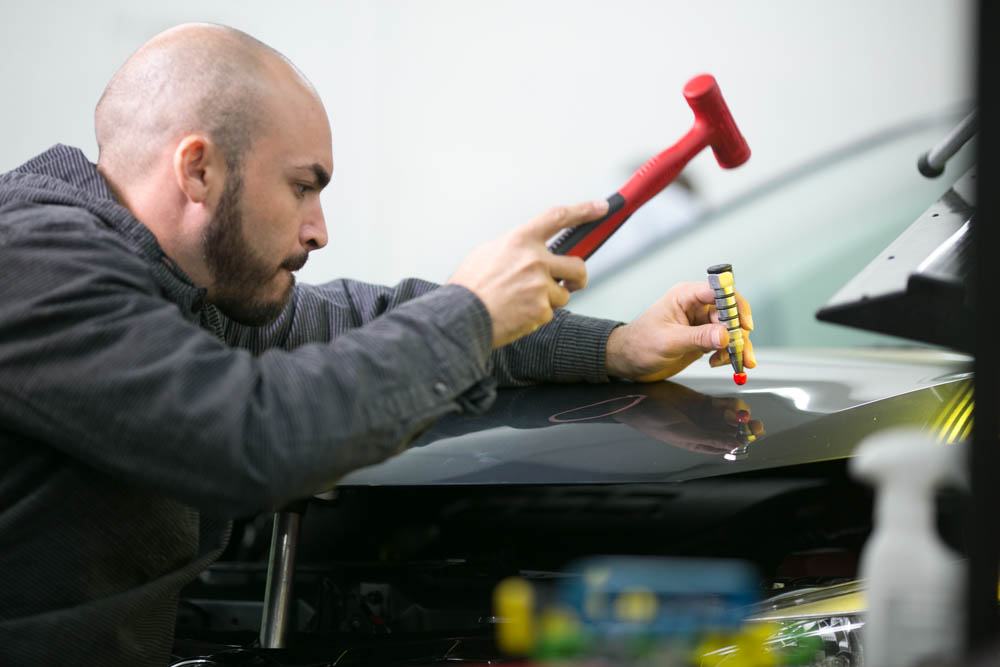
[547, 126, 709, 259]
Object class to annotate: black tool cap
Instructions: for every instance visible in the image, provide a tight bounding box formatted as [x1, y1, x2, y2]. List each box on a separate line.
[707, 263, 733, 274]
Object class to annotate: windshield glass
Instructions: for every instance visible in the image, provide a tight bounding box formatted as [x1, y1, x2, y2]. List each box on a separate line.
[569, 114, 976, 348]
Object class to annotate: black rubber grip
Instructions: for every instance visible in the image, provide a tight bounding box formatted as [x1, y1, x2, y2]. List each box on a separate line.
[547, 193, 627, 257]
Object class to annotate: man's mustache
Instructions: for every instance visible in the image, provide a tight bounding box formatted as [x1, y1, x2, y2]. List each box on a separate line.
[281, 252, 309, 272]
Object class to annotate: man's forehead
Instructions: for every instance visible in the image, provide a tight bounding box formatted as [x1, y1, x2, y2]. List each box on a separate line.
[253, 128, 332, 175]
[255, 86, 333, 176]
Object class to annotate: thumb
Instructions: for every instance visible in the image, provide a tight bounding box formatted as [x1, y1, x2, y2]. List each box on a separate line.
[674, 323, 728, 353]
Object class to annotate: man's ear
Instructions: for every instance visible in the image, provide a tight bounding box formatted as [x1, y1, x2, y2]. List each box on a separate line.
[173, 135, 223, 205]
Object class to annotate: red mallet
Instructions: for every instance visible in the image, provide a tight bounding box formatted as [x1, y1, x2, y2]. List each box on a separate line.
[548, 74, 750, 259]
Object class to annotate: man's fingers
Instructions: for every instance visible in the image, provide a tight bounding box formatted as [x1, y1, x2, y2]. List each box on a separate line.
[692, 282, 717, 306]
[674, 282, 716, 324]
[698, 285, 751, 331]
[735, 290, 754, 331]
[546, 254, 587, 291]
[743, 331, 757, 368]
[449, 199, 611, 349]
[524, 199, 609, 241]
[547, 279, 570, 310]
[679, 323, 727, 354]
[709, 330, 755, 369]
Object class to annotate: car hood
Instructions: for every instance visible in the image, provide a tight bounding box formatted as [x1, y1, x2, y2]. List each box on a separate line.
[338, 348, 972, 487]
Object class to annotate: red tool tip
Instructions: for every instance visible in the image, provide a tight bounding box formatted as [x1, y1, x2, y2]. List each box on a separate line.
[733, 372, 748, 385]
[736, 410, 750, 423]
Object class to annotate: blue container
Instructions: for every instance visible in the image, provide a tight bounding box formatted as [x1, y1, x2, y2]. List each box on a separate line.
[558, 556, 759, 640]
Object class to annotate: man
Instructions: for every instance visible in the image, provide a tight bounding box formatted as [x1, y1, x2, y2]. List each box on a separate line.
[0, 23, 754, 666]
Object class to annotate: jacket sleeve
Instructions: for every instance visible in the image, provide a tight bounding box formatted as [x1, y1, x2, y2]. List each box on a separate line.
[0, 216, 493, 517]
[488, 309, 621, 387]
[217, 277, 620, 388]
[215, 277, 447, 353]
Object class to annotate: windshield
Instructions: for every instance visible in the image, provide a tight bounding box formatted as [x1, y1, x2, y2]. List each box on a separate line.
[569, 113, 976, 348]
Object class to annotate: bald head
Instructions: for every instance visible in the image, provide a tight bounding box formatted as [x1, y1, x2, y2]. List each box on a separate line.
[95, 23, 311, 179]
[92, 24, 332, 326]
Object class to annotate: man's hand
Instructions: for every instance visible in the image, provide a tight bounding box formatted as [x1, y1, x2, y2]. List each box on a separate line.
[448, 200, 608, 349]
[605, 282, 756, 382]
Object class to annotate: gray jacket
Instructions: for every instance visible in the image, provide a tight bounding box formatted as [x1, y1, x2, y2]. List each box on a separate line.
[0, 145, 619, 666]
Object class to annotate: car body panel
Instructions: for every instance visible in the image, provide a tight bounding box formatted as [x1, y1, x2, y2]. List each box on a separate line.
[339, 348, 972, 487]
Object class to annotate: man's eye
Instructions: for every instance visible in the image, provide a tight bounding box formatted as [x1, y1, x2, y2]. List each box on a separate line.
[295, 183, 313, 198]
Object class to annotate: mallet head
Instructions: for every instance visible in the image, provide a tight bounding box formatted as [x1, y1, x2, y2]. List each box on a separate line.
[683, 74, 751, 169]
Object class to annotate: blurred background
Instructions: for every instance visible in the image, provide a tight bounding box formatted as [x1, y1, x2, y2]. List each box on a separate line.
[0, 0, 975, 344]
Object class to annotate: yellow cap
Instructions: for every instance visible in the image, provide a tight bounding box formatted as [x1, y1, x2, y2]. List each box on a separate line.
[493, 577, 535, 655]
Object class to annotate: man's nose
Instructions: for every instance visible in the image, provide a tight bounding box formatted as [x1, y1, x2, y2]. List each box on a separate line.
[301, 205, 328, 251]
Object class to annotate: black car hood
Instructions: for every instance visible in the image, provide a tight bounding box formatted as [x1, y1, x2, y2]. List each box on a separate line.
[339, 348, 972, 486]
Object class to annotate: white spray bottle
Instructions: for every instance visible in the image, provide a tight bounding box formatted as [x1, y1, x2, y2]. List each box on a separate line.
[849, 427, 966, 667]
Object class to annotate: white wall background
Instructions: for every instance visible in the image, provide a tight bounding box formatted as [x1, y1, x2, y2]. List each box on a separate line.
[0, 1, 974, 288]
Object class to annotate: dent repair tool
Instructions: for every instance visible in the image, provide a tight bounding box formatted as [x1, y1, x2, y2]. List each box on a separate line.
[707, 263, 746, 385]
[547, 74, 750, 259]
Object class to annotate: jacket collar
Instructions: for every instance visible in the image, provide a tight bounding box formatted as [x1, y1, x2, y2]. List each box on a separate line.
[7, 144, 208, 318]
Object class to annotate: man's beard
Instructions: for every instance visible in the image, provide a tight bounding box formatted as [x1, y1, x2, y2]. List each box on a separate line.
[202, 172, 307, 326]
